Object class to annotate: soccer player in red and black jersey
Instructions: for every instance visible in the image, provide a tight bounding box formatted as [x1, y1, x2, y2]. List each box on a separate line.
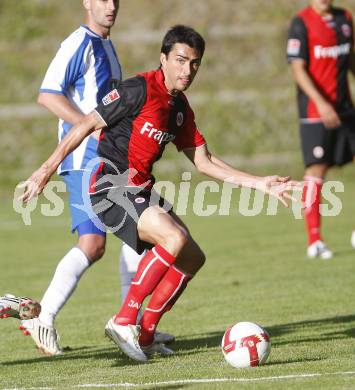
[22, 25, 298, 361]
[287, 0, 355, 259]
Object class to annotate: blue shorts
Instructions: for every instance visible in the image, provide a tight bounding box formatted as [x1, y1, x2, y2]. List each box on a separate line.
[62, 171, 106, 237]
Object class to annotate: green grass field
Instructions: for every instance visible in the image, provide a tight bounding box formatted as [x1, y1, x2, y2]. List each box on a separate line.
[1, 169, 355, 389]
[1, 1, 355, 388]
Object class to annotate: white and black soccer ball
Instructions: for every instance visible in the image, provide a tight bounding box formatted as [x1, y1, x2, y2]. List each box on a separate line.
[221, 321, 271, 368]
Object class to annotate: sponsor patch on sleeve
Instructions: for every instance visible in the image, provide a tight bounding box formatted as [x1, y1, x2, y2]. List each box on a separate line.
[341, 24, 351, 38]
[287, 39, 301, 56]
[102, 89, 120, 106]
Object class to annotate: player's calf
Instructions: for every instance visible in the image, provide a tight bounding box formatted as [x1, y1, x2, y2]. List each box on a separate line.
[115, 245, 176, 326]
[139, 266, 191, 347]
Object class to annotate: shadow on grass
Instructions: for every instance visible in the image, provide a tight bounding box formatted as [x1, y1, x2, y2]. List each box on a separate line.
[331, 247, 355, 256]
[2, 313, 355, 367]
[1, 345, 154, 367]
[266, 357, 323, 366]
[267, 314, 355, 344]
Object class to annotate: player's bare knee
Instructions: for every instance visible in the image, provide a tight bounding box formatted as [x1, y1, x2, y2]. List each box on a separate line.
[163, 227, 189, 255]
[78, 241, 105, 263]
[78, 234, 106, 262]
[89, 244, 105, 262]
[305, 164, 328, 179]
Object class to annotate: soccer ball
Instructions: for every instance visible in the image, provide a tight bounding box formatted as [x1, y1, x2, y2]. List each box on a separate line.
[221, 321, 271, 368]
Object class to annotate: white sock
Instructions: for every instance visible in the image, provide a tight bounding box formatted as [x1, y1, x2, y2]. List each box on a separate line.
[39, 247, 90, 327]
[119, 243, 145, 321]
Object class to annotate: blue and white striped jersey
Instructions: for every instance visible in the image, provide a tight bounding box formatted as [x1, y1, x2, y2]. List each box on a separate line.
[40, 25, 122, 174]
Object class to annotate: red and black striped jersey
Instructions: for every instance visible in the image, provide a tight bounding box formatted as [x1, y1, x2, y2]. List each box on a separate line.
[91, 69, 205, 192]
[287, 6, 354, 120]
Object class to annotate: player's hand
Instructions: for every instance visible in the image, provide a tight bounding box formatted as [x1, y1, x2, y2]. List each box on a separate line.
[19, 166, 51, 203]
[317, 101, 341, 129]
[258, 175, 302, 207]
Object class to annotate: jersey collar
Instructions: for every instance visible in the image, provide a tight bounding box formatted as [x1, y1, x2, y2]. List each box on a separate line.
[155, 68, 176, 97]
[309, 5, 334, 21]
[80, 24, 108, 39]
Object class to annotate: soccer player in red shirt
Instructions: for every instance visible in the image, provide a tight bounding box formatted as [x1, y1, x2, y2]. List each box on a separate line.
[287, 0, 355, 259]
[22, 25, 298, 361]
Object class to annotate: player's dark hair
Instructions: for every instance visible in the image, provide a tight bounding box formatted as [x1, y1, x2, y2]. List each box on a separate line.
[161, 25, 205, 58]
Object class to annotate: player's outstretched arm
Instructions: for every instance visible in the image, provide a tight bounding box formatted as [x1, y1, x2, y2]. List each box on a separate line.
[184, 144, 300, 207]
[21, 110, 105, 203]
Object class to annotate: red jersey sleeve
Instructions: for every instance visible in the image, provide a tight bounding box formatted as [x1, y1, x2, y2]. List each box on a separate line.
[173, 99, 206, 152]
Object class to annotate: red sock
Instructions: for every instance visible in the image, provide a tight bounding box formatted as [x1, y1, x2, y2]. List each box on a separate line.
[115, 245, 175, 325]
[302, 176, 323, 245]
[139, 266, 191, 346]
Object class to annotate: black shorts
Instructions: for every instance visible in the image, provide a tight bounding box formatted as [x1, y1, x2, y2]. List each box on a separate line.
[299, 121, 355, 167]
[90, 187, 173, 254]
